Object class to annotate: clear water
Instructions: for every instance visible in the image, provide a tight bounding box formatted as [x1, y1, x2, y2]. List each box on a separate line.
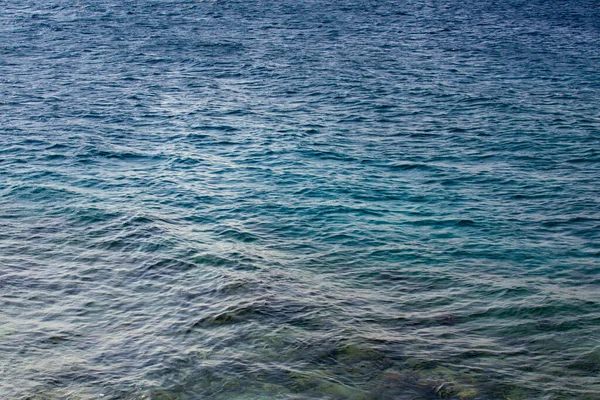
[1, 0, 599, 399]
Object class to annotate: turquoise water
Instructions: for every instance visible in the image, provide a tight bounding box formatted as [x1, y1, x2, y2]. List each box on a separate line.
[1, 0, 599, 399]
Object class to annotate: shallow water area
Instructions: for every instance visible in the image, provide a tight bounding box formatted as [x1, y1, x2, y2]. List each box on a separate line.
[1, 0, 599, 399]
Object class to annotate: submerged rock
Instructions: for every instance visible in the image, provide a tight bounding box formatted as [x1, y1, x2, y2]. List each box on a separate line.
[435, 381, 456, 397]
[457, 387, 478, 399]
[316, 381, 369, 400]
[148, 388, 189, 400]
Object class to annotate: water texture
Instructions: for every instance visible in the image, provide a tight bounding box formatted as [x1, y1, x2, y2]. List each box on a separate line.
[1, 0, 599, 399]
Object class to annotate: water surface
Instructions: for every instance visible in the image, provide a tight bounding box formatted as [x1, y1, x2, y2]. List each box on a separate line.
[1, 0, 599, 399]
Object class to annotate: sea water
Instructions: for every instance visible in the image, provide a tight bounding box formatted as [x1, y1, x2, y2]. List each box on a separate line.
[1, 0, 599, 399]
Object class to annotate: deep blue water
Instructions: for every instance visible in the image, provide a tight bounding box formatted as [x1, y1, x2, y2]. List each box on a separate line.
[1, 0, 599, 399]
